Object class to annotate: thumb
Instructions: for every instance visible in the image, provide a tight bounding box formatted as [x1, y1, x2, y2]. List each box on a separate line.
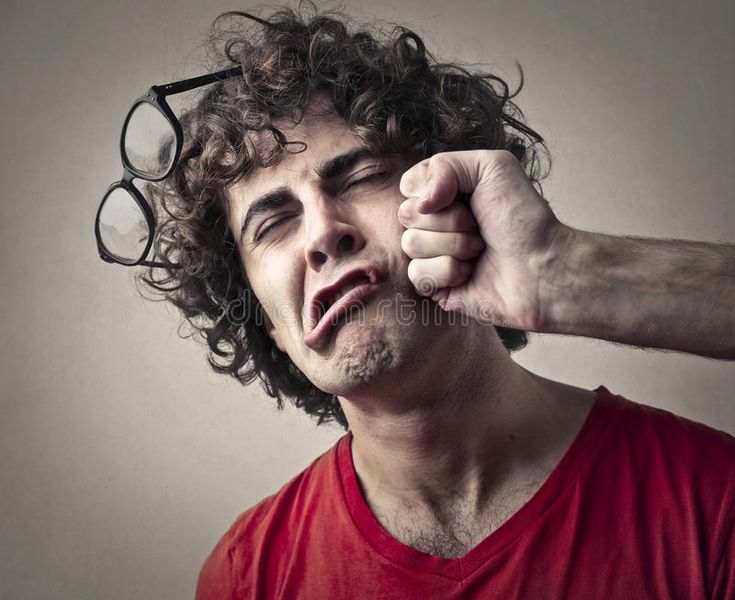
[399, 156, 457, 214]
[401, 151, 498, 215]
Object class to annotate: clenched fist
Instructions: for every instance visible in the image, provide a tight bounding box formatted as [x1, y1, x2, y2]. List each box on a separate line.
[398, 150, 569, 331]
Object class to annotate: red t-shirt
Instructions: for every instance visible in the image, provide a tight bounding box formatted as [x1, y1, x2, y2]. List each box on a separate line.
[196, 387, 735, 599]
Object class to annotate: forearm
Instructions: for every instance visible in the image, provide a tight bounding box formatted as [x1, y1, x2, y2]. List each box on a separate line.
[540, 228, 735, 359]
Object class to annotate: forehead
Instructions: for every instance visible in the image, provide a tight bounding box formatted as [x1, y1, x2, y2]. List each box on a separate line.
[229, 107, 364, 202]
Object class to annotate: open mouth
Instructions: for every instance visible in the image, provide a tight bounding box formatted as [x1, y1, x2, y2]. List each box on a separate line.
[304, 267, 383, 350]
[315, 274, 372, 324]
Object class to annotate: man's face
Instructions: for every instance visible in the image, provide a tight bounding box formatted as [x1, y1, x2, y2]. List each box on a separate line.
[227, 105, 447, 396]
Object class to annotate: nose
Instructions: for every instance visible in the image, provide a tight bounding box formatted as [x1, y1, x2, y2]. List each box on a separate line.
[303, 199, 365, 270]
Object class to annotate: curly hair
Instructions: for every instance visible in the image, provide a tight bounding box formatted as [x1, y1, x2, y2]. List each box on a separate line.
[140, 5, 550, 430]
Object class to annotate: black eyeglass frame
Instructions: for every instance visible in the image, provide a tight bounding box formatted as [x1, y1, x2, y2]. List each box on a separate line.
[96, 65, 242, 267]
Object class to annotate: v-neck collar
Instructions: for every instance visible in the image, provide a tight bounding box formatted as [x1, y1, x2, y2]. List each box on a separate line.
[335, 386, 621, 581]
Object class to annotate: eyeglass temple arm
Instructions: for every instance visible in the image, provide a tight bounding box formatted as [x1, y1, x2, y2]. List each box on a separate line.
[156, 66, 242, 96]
[98, 246, 178, 269]
[140, 259, 178, 268]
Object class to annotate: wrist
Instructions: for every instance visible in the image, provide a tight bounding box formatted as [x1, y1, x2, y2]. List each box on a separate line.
[535, 225, 593, 334]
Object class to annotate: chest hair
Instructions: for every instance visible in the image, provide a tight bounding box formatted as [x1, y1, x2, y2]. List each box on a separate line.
[370, 476, 549, 559]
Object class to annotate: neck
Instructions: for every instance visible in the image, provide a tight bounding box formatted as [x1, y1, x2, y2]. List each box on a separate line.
[340, 328, 593, 511]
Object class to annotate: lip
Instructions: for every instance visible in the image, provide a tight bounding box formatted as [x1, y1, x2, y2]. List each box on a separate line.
[304, 266, 384, 350]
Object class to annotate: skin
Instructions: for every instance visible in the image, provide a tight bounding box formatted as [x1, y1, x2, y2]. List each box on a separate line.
[226, 101, 733, 555]
[399, 150, 560, 330]
[227, 109, 465, 397]
[226, 104, 597, 557]
[401, 151, 735, 359]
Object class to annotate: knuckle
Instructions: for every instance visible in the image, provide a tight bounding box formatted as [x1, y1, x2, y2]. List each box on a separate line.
[439, 255, 456, 276]
[401, 229, 419, 255]
[397, 202, 414, 225]
[428, 154, 453, 182]
[480, 149, 496, 162]
[406, 259, 421, 284]
[447, 233, 470, 258]
[427, 153, 445, 169]
[447, 256, 467, 282]
[450, 256, 463, 277]
[494, 149, 518, 168]
[399, 160, 430, 197]
[407, 260, 435, 295]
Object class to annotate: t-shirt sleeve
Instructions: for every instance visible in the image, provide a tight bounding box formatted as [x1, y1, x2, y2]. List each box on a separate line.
[195, 539, 235, 600]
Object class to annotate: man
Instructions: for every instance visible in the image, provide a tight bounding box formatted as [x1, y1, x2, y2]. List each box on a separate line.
[101, 8, 734, 599]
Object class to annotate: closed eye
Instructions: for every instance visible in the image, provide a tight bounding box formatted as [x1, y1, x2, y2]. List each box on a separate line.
[255, 214, 296, 241]
[343, 169, 390, 192]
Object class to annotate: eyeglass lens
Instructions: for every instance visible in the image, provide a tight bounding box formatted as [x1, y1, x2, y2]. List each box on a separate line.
[124, 102, 177, 178]
[98, 187, 151, 263]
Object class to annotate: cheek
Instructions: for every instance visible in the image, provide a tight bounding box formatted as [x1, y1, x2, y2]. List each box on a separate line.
[383, 202, 409, 248]
[246, 256, 305, 330]
[369, 195, 404, 233]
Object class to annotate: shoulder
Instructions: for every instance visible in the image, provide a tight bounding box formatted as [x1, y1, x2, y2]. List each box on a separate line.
[596, 388, 735, 582]
[195, 435, 347, 600]
[603, 387, 735, 463]
[595, 386, 735, 482]
[595, 387, 735, 527]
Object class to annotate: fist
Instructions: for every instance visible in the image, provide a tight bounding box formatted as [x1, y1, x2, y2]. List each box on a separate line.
[398, 150, 566, 331]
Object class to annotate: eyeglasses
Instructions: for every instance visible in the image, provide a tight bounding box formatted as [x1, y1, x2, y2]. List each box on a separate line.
[95, 66, 242, 267]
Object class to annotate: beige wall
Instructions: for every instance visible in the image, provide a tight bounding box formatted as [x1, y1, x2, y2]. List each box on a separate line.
[1, 0, 733, 597]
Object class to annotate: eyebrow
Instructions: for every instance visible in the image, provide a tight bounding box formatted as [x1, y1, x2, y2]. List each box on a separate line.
[240, 146, 374, 242]
[240, 186, 294, 242]
[315, 146, 373, 180]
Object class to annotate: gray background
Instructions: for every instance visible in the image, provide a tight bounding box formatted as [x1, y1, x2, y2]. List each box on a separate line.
[1, 0, 733, 598]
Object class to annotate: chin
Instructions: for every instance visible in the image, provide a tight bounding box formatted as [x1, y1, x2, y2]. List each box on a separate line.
[336, 335, 396, 386]
[313, 323, 398, 395]
[301, 291, 443, 395]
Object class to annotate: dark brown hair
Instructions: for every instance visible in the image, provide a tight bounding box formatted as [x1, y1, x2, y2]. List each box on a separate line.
[140, 6, 550, 430]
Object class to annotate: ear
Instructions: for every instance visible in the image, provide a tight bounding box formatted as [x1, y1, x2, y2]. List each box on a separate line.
[263, 310, 287, 354]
